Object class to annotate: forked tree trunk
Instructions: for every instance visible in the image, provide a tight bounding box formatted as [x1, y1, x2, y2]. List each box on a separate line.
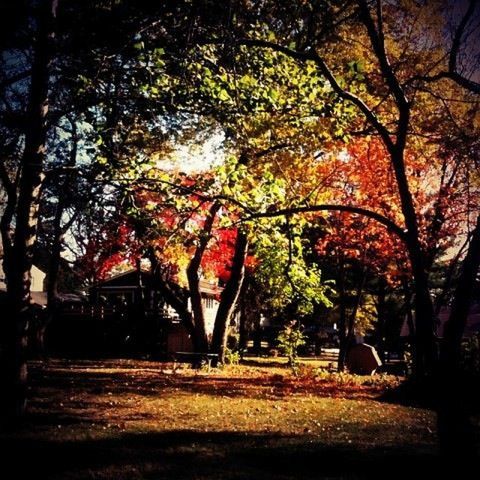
[149, 251, 200, 350]
[211, 231, 248, 363]
[1, 0, 58, 425]
[186, 203, 220, 352]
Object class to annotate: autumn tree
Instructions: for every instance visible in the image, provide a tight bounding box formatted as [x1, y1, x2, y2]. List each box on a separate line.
[180, 0, 479, 377]
[126, 172, 249, 362]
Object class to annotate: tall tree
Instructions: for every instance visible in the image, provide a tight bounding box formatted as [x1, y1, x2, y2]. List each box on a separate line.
[0, 0, 58, 423]
[203, 0, 480, 376]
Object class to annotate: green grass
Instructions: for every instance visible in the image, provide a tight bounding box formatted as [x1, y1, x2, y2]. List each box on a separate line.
[0, 358, 451, 479]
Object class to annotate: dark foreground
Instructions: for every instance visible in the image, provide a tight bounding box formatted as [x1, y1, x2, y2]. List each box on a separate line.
[1, 358, 478, 479]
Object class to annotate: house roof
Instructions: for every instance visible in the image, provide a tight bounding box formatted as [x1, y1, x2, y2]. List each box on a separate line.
[92, 269, 222, 295]
[90, 269, 151, 289]
[198, 279, 221, 296]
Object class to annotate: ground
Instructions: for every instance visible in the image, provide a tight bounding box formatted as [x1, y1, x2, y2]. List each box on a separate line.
[0, 358, 475, 479]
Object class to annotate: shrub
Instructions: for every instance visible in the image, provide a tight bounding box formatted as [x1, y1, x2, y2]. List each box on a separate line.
[224, 347, 241, 365]
[276, 321, 306, 375]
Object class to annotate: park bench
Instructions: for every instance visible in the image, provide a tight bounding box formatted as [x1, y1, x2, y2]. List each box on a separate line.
[172, 351, 219, 371]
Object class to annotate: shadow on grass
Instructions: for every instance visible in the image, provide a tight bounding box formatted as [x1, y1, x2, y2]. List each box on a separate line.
[1, 430, 442, 480]
[28, 360, 385, 404]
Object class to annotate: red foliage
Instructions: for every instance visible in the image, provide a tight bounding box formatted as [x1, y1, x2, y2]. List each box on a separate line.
[314, 137, 471, 285]
[77, 222, 141, 282]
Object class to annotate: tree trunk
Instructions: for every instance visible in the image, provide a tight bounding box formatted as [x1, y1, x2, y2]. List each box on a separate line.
[238, 276, 255, 353]
[389, 146, 437, 377]
[437, 215, 480, 461]
[1, 0, 57, 425]
[211, 231, 248, 363]
[409, 242, 437, 377]
[40, 124, 78, 357]
[359, 3, 438, 377]
[337, 257, 348, 372]
[148, 252, 201, 350]
[339, 265, 367, 371]
[46, 121, 78, 307]
[186, 203, 220, 352]
[441, 215, 480, 369]
[375, 280, 387, 363]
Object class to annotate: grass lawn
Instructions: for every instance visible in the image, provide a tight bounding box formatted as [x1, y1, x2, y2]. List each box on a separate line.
[0, 357, 466, 479]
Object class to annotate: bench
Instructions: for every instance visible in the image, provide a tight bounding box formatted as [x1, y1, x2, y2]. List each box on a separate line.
[172, 351, 219, 371]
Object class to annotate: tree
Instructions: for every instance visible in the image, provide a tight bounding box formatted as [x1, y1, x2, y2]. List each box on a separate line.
[0, 0, 58, 424]
[0, 0, 195, 422]
[192, 0, 479, 377]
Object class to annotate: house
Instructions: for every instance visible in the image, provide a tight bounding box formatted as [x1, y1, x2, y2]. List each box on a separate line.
[400, 303, 480, 339]
[88, 269, 222, 354]
[0, 262, 47, 307]
[435, 304, 480, 338]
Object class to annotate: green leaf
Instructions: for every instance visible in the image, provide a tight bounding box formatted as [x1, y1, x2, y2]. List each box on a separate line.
[218, 89, 231, 101]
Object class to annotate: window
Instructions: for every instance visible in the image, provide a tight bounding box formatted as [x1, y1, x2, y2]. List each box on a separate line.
[204, 297, 214, 309]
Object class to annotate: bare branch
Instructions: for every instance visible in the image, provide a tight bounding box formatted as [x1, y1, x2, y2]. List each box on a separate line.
[356, 0, 410, 150]
[449, 0, 477, 73]
[410, 0, 480, 94]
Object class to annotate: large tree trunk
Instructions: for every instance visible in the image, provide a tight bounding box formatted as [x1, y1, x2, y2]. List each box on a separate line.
[1, 0, 58, 425]
[440, 215, 480, 369]
[149, 251, 202, 350]
[211, 231, 248, 363]
[389, 146, 437, 377]
[186, 203, 220, 352]
[437, 215, 480, 461]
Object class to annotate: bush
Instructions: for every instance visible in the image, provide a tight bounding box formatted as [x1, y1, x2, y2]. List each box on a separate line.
[276, 321, 306, 375]
[224, 347, 241, 365]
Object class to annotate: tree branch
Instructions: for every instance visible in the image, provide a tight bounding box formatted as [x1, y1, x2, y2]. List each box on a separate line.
[244, 204, 407, 242]
[356, 0, 410, 150]
[236, 37, 395, 151]
[410, 0, 480, 95]
[357, 0, 408, 110]
[449, 0, 477, 73]
[0, 69, 31, 90]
